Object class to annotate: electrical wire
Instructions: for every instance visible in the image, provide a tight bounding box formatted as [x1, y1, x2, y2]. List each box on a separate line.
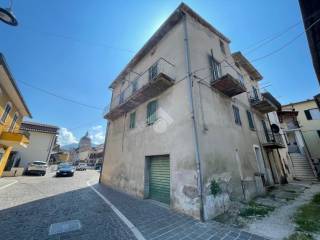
[242, 21, 302, 54]
[15, 15, 320, 114]
[21, 25, 136, 54]
[17, 79, 104, 111]
[251, 16, 320, 63]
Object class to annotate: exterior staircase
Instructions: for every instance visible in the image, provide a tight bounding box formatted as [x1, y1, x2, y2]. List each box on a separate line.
[290, 153, 318, 181]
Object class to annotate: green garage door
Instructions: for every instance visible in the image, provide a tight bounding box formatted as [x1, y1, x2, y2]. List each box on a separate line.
[149, 156, 170, 205]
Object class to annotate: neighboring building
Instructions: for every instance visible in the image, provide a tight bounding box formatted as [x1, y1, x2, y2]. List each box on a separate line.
[101, 3, 289, 220]
[279, 99, 320, 180]
[299, 0, 320, 84]
[0, 53, 32, 177]
[56, 151, 70, 163]
[3, 122, 59, 173]
[78, 132, 91, 163]
[65, 132, 101, 165]
[88, 144, 104, 166]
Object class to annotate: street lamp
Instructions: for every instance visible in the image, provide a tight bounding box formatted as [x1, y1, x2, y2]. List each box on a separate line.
[0, 0, 18, 26]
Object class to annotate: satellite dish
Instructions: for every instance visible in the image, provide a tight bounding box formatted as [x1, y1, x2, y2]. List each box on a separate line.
[271, 124, 280, 133]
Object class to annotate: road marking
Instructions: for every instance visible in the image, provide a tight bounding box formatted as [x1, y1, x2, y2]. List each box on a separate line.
[0, 180, 18, 190]
[49, 220, 81, 235]
[87, 181, 145, 240]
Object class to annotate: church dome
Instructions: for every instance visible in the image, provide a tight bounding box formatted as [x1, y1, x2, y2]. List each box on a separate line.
[79, 131, 91, 151]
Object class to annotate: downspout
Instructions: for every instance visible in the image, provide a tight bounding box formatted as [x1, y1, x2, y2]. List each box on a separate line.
[182, 13, 205, 222]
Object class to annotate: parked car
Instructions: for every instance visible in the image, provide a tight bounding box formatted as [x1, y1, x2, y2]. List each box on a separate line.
[95, 163, 102, 170]
[26, 161, 47, 176]
[56, 163, 75, 177]
[76, 163, 87, 171]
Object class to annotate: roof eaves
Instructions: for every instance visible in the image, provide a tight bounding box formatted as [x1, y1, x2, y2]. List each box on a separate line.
[232, 51, 263, 81]
[0, 53, 32, 118]
[109, 3, 230, 89]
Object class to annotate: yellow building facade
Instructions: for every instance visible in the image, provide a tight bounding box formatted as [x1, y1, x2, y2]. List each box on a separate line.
[0, 53, 32, 176]
[282, 99, 320, 160]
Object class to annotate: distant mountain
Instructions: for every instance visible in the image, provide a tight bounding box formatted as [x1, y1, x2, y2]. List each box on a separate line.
[61, 143, 78, 151]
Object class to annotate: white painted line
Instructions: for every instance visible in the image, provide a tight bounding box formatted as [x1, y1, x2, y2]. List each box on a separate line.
[0, 180, 18, 191]
[87, 181, 145, 240]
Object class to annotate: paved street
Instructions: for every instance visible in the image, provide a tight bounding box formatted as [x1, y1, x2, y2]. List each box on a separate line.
[0, 170, 267, 240]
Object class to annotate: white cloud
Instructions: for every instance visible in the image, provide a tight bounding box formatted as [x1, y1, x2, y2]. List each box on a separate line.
[89, 125, 106, 145]
[91, 125, 103, 131]
[58, 128, 78, 146]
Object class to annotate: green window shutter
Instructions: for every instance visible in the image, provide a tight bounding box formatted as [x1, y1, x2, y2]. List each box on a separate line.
[147, 100, 157, 125]
[209, 54, 221, 82]
[232, 105, 241, 126]
[304, 110, 312, 120]
[129, 112, 136, 129]
[246, 110, 255, 129]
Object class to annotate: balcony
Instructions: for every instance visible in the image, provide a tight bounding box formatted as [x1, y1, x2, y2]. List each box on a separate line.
[105, 58, 175, 120]
[211, 73, 246, 97]
[0, 130, 30, 148]
[249, 92, 281, 113]
[261, 131, 286, 149]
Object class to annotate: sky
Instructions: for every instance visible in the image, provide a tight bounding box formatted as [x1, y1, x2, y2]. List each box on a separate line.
[0, 0, 319, 146]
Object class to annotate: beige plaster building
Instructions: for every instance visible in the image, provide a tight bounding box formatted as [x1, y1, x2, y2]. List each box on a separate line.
[102, 3, 290, 220]
[280, 99, 320, 180]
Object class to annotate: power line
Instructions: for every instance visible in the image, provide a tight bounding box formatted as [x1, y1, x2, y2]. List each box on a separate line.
[21, 25, 136, 54]
[17, 80, 104, 111]
[16, 16, 318, 113]
[250, 17, 320, 63]
[244, 21, 301, 55]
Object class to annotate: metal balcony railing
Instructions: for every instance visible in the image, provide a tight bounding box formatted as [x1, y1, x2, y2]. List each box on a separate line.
[210, 59, 246, 97]
[259, 130, 286, 149]
[104, 58, 175, 120]
[248, 91, 280, 113]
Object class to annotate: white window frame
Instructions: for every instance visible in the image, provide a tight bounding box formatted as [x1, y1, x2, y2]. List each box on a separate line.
[310, 108, 320, 120]
[1, 102, 12, 123]
[9, 112, 19, 132]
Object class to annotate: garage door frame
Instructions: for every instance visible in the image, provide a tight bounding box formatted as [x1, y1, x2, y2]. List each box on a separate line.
[144, 155, 170, 205]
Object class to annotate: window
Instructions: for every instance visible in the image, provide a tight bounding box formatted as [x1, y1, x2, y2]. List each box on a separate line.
[9, 112, 18, 132]
[1, 102, 12, 123]
[147, 100, 157, 125]
[232, 105, 241, 126]
[237, 72, 244, 85]
[132, 79, 138, 93]
[119, 91, 124, 104]
[149, 63, 158, 81]
[261, 120, 271, 142]
[129, 112, 136, 129]
[305, 108, 320, 120]
[219, 39, 226, 55]
[209, 55, 222, 81]
[246, 110, 255, 130]
[252, 86, 259, 100]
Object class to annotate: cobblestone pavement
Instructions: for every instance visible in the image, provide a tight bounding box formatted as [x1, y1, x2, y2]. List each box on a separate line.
[94, 184, 268, 240]
[0, 170, 268, 240]
[0, 170, 136, 240]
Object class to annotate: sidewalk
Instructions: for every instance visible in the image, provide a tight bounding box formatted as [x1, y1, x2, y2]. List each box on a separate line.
[94, 183, 267, 240]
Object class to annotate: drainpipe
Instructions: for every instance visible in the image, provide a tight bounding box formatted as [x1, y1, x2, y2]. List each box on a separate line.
[182, 13, 205, 222]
